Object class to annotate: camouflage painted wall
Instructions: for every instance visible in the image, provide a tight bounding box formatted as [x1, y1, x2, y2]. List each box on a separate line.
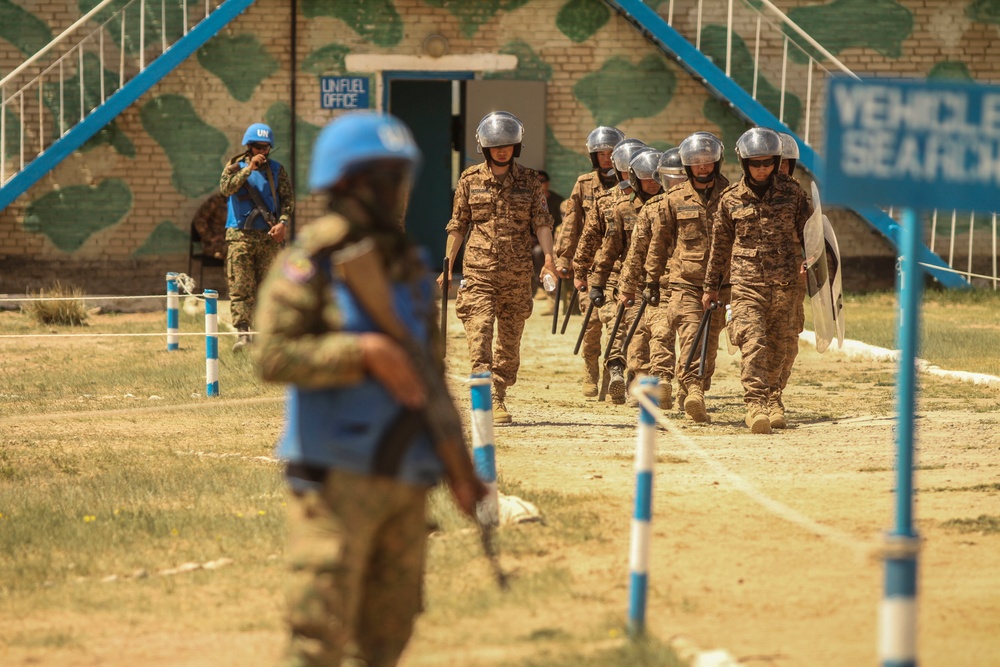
[2, 0, 1000, 294]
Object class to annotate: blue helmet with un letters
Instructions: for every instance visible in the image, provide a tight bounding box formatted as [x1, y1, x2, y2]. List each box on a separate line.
[242, 123, 274, 146]
[309, 111, 422, 191]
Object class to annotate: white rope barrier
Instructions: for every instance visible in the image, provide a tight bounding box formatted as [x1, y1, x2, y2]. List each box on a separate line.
[629, 383, 874, 560]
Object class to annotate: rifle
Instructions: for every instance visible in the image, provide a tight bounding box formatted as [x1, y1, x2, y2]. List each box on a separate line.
[440, 257, 449, 359]
[331, 239, 504, 586]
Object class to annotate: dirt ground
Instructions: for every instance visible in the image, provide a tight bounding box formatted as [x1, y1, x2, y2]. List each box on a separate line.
[2, 297, 998, 666]
[406, 298, 1000, 666]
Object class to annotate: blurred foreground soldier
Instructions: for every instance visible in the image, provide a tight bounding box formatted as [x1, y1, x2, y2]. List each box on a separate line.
[254, 111, 485, 667]
[645, 133, 730, 423]
[440, 111, 556, 425]
[220, 122, 294, 351]
[704, 127, 811, 434]
[555, 125, 625, 396]
[191, 192, 228, 261]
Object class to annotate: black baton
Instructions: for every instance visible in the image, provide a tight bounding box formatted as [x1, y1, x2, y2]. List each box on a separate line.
[619, 298, 647, 356]
[573, 295, 595, 356]
[684, 302, 713, 374]
[440, 257, 449, 359]
[550, 278, 562, 335]
[604, 300, 627, 360]
[560, 288, 578, 335]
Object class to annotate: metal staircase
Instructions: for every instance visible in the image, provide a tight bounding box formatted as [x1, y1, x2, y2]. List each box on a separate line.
[0, 0, 256, 213]
[604, 0, 970, 288]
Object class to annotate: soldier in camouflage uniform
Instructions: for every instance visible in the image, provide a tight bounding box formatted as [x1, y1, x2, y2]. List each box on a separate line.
[642, 133, 730, 423]
[573, 138, 647, 403]
[595, 148, 662, 404]
[440, 112, 556, 425]
[619, 147, 688, 410]
[220, 122, 294, 351]
[191, 192, 228, 261]
[770, 132, 808, 429]
[703, 127, 812, 434]
[254, 112, 485, 667]
[554, 126, 624, 396]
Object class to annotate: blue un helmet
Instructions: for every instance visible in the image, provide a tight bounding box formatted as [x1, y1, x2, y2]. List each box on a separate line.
[309, 112, 422, 192]
[242, 123, 274, 147]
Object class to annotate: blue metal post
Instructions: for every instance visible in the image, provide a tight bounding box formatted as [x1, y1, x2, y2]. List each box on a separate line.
[880, 208, 921, 667]
[166, 272, 179, 351]
[204, 290, 219, 397]
[628, 376, 659, 637]
[469, 372, 498, 526]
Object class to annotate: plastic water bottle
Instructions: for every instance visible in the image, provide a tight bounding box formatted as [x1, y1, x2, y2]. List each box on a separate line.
[543, 273, 557, 292]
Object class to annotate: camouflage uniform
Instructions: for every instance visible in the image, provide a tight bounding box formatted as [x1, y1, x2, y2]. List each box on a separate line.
[705, 172, 812, 415]
[219, 155, 294, 331]
[591, 192, 651, 382]
[573, 187, 628, 389]
[191, 192, 228, 260]
[448, 161, 553, 399]
[643, 176, 731, 412]
[556, 170, 617, 391]
[253, 200, 452, 667]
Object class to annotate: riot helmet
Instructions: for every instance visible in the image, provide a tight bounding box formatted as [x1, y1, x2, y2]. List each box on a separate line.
[679, 132, 724, 184]
[657, 147, 687, 190]
[735, 127, 782, 184]
[586, 126, 626, 170]
[628, 148, 663, 200]
[610, 138, 647, 190]
[778, 132, 799, 177]
[476, 111, 523, 166]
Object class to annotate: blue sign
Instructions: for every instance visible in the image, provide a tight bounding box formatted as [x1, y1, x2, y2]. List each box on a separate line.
[320, 77, 370, 110]
[823, 76, 1000, 212]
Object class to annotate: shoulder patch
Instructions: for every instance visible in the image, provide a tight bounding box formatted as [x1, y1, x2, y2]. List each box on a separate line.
[282, 255, 316, 283]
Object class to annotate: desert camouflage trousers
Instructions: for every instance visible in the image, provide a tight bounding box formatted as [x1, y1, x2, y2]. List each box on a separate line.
[728, 284, 800, 408]
[576, 289, 603, 385]
[455, 269, 533, 397]
[226, 228, 280, 331]
[643, 298, 677, 382]
[601, 297, 649, 378]
[670, 284, 730, 392]
[775, 281, 807, 399]
[282, 469, 429, 667]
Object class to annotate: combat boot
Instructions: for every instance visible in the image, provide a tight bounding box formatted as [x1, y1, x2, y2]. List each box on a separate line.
[684, 384, 710, 424]
[768, 393, 787, 429]
[492, 395, 512, 425]
[676, 386, 687, 413]
[231, 330, 252, 353]
[745, 404, 772, 434]
[582, 359, 599, 397]
[607, 362, 626, 404]
[657, 379, 673, 410]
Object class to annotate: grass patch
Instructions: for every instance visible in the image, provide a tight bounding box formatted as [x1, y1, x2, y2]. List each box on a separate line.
[926, 483, 1000, 493]
[22, 281, 89, 326]
[940, 515, 1000, 534]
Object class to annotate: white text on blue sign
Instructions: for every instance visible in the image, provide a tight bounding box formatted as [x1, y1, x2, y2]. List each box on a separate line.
[320, 77, 369, 109]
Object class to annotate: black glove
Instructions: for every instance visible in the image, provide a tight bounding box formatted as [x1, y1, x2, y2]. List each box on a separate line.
[642, 282, 660, 307]
[588, 286, 606, 308]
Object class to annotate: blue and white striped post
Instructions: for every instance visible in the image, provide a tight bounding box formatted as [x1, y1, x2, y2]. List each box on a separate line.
[628, 376, 659, 637]
[166, 272, 179, 351]
[469, 372, 499, 526]
[204, 290, 219, 397]
[880, 209, 922, 667]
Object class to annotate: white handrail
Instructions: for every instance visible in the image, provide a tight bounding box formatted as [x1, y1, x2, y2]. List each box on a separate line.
[0, 0, 120, 90]
[753, 0, 859, 79]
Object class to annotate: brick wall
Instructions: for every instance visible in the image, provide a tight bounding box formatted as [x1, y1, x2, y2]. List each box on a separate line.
[2, 0, 999, 296]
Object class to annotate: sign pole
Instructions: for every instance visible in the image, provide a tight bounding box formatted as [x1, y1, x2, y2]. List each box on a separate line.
[880, 207, 921, 667]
